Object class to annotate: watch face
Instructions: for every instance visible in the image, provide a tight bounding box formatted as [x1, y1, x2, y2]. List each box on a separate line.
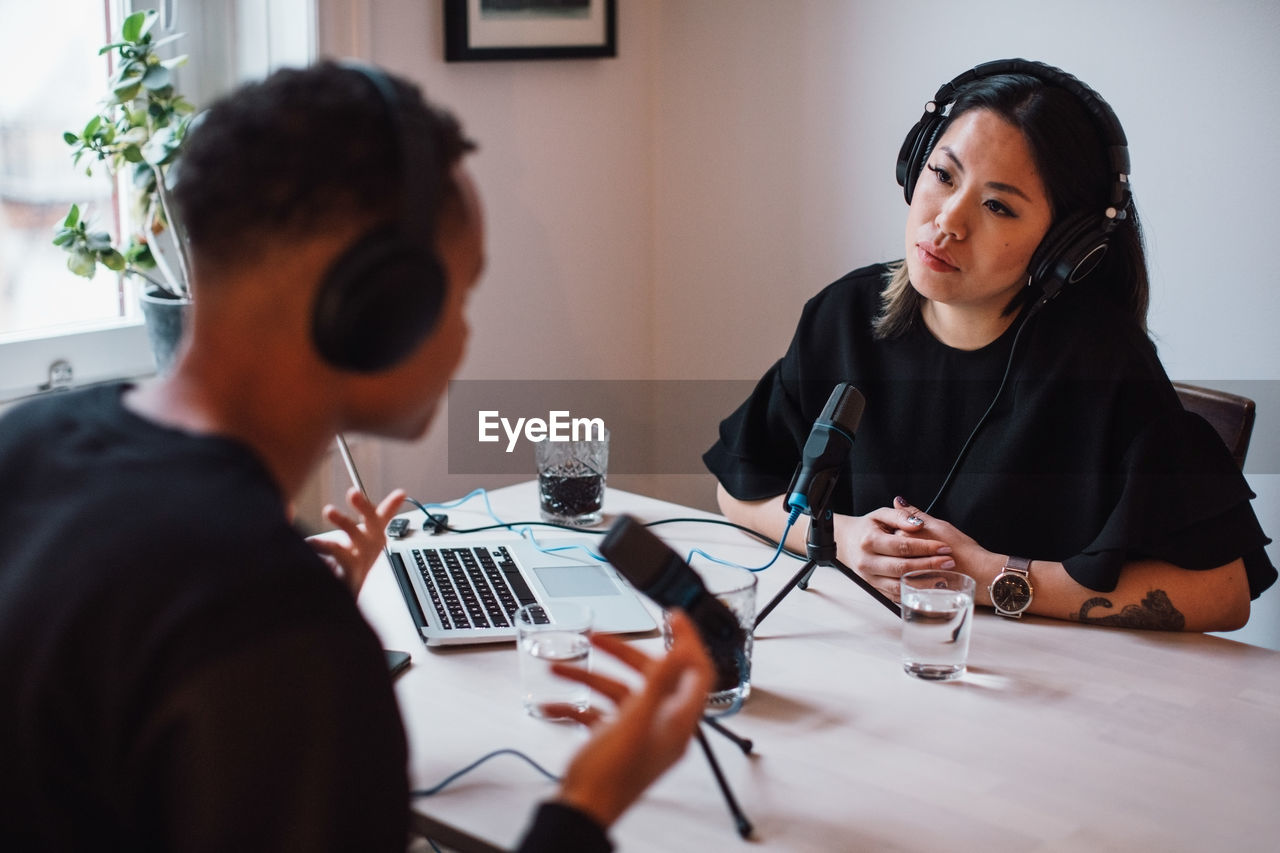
[991, 573, 1032, 612]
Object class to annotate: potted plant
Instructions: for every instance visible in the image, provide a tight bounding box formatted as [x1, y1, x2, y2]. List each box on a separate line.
[52, 9, 194, 372]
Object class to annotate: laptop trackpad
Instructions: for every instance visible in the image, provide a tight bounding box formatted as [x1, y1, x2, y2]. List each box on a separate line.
[534, 565, 619, 598]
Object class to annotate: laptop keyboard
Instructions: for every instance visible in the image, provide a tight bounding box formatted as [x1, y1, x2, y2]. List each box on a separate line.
[410, 545, 545, 630]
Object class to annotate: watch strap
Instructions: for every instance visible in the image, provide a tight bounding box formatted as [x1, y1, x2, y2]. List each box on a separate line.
[1002, 555, 1031, 577]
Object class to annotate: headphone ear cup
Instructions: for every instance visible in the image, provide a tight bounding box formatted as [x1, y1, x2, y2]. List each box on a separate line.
[1029, 211, 1111, 299]
[312, 228, 446, 372]
[896, 112, 943, 204]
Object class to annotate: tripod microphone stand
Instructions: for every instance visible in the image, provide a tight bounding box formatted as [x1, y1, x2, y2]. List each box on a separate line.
[754, 486, 900, 628]
[696, 718, 753, 838]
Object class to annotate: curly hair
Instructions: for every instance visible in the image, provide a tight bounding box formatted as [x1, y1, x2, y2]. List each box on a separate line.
[173, 61, 475, 274]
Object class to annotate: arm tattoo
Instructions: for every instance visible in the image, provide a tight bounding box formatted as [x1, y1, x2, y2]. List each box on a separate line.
[1076, 589, 1186, 631]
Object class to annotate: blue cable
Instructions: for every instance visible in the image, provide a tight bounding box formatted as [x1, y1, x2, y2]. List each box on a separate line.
[414, 489, 606, 565]
[684, 505, 801, 575]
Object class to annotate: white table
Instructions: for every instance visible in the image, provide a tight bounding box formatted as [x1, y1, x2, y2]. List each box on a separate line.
[358, 482, 1280, 852]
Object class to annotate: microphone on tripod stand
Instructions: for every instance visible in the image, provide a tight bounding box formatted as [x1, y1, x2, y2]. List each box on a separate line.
[754, 383, 900, 627]
[784, 382, 865, 520]
[599, 517, 754, 839]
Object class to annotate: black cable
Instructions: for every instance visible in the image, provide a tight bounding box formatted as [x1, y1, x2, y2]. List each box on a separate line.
[923, 297, 1046, 515]
[410, 748, 559, 798]
[647, 517, 803, 558]
[439, 519, 607, 536]
[422, 513, 804, 561]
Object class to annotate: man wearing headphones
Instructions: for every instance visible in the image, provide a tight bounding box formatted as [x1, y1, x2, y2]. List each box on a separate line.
[706, 59, 1273, 631]
[0, 63, 711, 850]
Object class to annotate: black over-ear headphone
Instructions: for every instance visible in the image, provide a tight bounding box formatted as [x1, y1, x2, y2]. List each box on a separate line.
[311, 64, 448, 372]
[895, 58, 1132, 300]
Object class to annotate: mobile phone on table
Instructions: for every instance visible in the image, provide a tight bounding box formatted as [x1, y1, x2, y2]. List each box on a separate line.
[384, 649, 412, 679]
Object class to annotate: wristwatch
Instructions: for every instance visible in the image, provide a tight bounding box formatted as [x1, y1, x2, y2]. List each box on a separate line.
[989, 556, 1033, 618]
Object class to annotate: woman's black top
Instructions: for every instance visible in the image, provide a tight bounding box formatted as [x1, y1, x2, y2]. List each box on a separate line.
[704, 263, 1275, 597]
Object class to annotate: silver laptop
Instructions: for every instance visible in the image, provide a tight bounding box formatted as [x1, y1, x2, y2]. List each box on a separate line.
[387, 536, 657, 646]
[335, 435, 656, 646]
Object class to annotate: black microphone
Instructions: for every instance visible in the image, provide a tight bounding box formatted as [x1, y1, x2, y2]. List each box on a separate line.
[785, 383, 865, 516]
[599, 515, 746, 694]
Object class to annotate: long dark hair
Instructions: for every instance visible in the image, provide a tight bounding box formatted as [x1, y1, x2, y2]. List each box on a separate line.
[875, 71, 1149, 339]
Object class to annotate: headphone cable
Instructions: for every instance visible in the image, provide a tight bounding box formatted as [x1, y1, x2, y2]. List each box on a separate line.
[923, 295, 1046, 515]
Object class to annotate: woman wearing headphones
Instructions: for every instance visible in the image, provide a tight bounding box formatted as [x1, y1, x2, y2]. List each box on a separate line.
[704, 60, 1274, 632]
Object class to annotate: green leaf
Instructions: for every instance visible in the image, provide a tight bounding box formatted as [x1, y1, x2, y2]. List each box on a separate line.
[142, 127, 180, 166]
[134, 9, 158, 42]
[85, 231, 114, 251]
[101, 250, 127, 271]
[68, 251, 98, 278]
[52, 230, 75, 247]
[121, 10, 147, 43]
[112, 80, 142, 102]
[141, 63, 170, 91]
[119, 126, 149, 146]
[122, 144, 144, 163]
[132, 164, 157, 191]
[153, 35, 186, 52]
[83, 115, 101, 137]
[124, 240, 156, 269]
[110, 62, 145, 100]
[63, 131, 79, 145]
[63, 204, 81, 228]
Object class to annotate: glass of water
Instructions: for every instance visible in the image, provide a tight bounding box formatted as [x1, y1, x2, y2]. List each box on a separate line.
[515, 602, 593, 718]
[900, 569, 975, 681]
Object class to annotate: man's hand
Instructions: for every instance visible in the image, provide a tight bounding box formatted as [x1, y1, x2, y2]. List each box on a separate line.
[541, 609, 715, 828]
[307, 487, 407, 597]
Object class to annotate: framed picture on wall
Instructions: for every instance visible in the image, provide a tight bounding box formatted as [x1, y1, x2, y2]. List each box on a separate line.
[444, 0, 617, 62]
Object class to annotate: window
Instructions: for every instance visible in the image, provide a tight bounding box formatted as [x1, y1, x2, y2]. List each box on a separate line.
[0, 0, 315, 402]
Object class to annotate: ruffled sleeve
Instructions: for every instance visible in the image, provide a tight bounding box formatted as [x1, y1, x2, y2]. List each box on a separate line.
[703, 266, 887, 503]
[702, 361, 809, 502]
[1063, 409, 1276, 598]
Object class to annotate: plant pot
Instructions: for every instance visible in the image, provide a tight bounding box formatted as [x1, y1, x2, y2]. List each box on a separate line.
[138, 286, 192, 375]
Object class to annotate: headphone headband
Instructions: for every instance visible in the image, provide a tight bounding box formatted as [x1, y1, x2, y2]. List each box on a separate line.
[311, 63, 448, 373]
[342, 63, 442, 250]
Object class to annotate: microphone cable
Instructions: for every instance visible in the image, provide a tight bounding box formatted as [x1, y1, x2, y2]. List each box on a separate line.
[411, 748, 560, 798]
[407, 489, 804, 574]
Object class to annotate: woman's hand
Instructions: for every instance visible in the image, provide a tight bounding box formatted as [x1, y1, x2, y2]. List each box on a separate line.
[539, 610, 715, 829]
[307, 487, 407, 597]
[832, 496, 963, 602]
[886, 496, 998, 601]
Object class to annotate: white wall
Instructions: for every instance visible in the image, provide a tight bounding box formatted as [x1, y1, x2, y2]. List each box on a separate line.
[315, 0, 1280, 649]
[314, 0, 661, 504]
